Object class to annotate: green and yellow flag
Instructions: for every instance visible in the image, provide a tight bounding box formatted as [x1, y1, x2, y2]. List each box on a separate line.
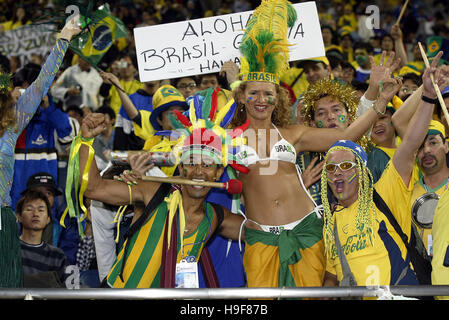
[70, 4, 127, 67]
[426, 36, 449, 66]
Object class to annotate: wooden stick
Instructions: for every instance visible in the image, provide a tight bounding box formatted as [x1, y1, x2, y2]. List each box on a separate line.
[418, 42, 449, 124]
[141, 175, 226, 189]
[395, 0, 410, 26]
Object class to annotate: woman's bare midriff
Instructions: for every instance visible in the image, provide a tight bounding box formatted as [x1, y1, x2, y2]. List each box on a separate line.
[240, 160, 316, 227]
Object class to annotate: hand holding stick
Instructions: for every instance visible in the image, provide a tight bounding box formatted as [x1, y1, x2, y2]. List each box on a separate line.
[418, 43, 449, 124]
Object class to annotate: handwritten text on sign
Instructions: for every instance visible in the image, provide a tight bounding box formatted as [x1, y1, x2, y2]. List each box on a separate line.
[0, 25, 57, 66]
[134, 1, 324, 82]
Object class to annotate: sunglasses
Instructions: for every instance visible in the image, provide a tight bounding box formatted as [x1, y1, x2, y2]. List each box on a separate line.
[325, 161, 357, 173]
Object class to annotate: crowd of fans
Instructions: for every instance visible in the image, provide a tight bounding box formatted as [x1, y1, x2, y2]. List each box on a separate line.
[0, 0, 449, 298]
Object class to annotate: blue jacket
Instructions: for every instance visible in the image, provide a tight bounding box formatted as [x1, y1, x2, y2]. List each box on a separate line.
[113, 89, 153, 150]
[11, 95, 80, 263]
[11, 95, 72, 210]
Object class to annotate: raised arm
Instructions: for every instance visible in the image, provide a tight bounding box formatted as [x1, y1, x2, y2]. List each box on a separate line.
[100, 71, 139, 119]
[392, 63, 449, 138]
[391, 24, 408, 67]
[296, 76, 402, 152]
[391, 85, 423, 138]
[294, 52, 402, 152]
[15, 16, 81, 132]
[393, 51, 449, 186]
[78, 113, 160, 206]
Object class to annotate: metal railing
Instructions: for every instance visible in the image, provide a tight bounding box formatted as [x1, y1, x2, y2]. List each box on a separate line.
[1, 285, 449, 300]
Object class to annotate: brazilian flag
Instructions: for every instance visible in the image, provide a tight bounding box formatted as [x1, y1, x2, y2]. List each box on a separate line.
[69, 4, 127, 67]
[426, 36, 449, 66]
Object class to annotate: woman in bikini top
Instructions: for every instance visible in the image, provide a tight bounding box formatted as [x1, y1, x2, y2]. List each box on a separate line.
[230, 54, 402, 233]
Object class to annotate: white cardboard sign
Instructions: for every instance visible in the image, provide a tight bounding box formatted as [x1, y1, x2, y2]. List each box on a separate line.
[134, 1, 324, 82]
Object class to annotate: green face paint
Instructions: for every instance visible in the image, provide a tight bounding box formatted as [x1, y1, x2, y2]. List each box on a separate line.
[267, 96, 275, 105]
[316, 120, 324, 128]
[355, 54, 368, 66]
[338, 115, 347, 124]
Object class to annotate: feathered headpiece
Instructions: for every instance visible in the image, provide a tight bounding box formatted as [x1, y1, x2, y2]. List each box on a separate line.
[239, 0, 297, 84]
[156, 87, 250, 174]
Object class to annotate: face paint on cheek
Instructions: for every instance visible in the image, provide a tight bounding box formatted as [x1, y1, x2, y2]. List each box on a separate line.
[268, 97, 276, 105]
[183, 169, 188, 177]
[338, 115, 347, 125]
[316, 120, 324, 128]
[247, 97, 253, 103]
[327, 176, 335, 184]
[347, 172, 357, 184]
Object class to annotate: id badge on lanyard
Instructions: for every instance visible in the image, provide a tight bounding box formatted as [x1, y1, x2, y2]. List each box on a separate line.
[175, 255, 199, 288]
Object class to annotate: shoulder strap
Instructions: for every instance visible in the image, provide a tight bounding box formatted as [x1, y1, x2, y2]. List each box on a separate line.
[123, 183, 172, 240]
[210, 202, 224, 229]
[333, 220, 358, 287]
[118, 182, 172, 282]
[372, 188, 409, 245]
[372, 188, 432, 285]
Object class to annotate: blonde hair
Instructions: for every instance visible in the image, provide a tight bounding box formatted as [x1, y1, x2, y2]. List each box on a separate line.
[230, 81, 292, 128]
[0, 93, 17, 137]
[302, 78, 373, 151]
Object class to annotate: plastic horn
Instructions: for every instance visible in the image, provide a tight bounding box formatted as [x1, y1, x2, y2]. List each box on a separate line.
[418, 42, 449, 125]
[141, 176, 242, 194]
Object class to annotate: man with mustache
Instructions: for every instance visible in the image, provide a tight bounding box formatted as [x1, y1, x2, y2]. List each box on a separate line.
[410, 120, 449, 255]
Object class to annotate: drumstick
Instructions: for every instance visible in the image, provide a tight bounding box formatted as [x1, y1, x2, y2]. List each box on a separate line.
[418, 42, 449, 125]
[141, 176, 242, 194]
[395, 0, 410, 26]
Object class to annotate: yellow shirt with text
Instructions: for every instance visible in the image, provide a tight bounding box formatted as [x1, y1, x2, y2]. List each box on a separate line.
[326, 161, 416, 286]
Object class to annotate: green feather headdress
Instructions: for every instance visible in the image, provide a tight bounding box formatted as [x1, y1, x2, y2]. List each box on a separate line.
[239, 0, 297, 84]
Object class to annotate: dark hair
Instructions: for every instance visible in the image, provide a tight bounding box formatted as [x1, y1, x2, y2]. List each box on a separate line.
[170, 76, 197, 88]
[16, 189, 51, 218]
[66, 105, 84, 118]
[402, 72, 422, 86]
[327, 55, 342, 70]
[118, 52, 137, 69]
[97, 105, 116, 121]
[354, 41, 374, 54]
[341, 61, 356, 75]
[12, 63, 41, 87]
[0, 53, 10, 73]
[351, 80, 369, 92]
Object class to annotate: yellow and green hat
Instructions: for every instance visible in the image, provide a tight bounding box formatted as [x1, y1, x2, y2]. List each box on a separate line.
[239, 0, 297, 85]
[428, 119, 446, 137]
[149, 85, 188, 131]
[297, 56, 330, 68]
